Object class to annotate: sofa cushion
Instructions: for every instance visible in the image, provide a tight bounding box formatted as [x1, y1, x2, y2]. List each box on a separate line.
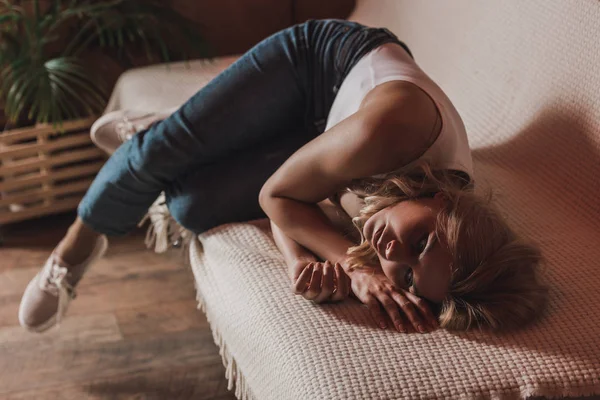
[189, 211, 598, 399]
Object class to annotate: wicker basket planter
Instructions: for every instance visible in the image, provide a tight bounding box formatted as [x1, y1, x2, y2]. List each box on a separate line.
[0, 118, 106, 225]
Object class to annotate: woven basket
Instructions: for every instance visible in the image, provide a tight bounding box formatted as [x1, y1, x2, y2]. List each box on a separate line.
[0, 118, 106, 225]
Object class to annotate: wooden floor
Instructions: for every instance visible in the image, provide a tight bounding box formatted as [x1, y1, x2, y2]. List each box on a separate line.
[0, 211, 237, 400]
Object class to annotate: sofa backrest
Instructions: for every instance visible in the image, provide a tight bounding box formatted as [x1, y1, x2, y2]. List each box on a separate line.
[350, 1, 600, 234]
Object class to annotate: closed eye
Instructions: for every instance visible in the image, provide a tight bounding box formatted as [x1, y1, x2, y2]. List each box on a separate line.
[413, 234, 429, 255]
[405, 268, 414, 286]
[418, 233, 437, 261]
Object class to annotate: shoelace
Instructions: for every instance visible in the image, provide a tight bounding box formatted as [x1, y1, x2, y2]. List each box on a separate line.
[115, 115, 148, 143]
[138, 192, 193, 257]
[40, 260, 76, 324]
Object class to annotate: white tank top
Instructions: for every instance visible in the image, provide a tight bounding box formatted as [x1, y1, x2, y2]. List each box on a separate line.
[325, 43, 474, 180]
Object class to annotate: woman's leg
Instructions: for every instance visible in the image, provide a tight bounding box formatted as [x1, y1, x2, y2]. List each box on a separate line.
[77, 19, 409, 238]
[20, 24, 311, 332]
[166, 126, 316, 234]
[78, 29, 309, 237]
[54, 24, 314, 265]
[20, 19, 407, 331]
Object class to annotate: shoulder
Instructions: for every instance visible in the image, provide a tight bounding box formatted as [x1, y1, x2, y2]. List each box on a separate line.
[361, 80, 439, 128]
[357, 80, 442, 166]
[259, 82, 441, 205]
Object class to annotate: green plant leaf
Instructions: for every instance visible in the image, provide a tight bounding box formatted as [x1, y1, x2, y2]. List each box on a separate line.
[12, 72, 43, 119]
[0, 32, 22, 67]
[48, 76, 81, 121]
[0, 0, 209, 125]
[0, 14, 22, 25]
[45, 57, 108, 109]
[0, 56, 106, 124]
[4, 63, 39, 116]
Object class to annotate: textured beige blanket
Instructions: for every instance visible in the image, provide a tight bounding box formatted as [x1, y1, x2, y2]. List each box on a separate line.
[189, 209, 599, 399]
[189, 1, 600, 398]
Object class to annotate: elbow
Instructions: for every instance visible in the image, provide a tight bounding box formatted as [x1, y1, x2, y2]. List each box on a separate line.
[258, 184, 275, 214]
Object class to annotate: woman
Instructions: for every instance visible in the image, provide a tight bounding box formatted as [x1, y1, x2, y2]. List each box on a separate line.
[18, 19, 547, 334]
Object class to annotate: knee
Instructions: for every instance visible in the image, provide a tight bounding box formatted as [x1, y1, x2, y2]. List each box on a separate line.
[166, 185, 266, 235]
[167, 193, 218, 235]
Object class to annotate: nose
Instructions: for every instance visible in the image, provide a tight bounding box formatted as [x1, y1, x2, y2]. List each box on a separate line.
[385, 239, 411, 262]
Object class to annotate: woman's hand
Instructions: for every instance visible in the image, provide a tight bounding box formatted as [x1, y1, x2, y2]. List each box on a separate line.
[289, 258, 351, 303]
[348, 266, 439, 333]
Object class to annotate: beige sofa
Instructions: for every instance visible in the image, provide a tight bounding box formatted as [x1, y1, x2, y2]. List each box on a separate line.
[101, 1, 600, 399]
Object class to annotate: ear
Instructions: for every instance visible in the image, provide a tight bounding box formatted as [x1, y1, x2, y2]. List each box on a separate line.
[433, 191, 448, 207]
[434, 191, 446, 201]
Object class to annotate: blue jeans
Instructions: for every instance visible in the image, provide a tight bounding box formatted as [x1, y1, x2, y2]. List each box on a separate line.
[78, 19, 411, 236]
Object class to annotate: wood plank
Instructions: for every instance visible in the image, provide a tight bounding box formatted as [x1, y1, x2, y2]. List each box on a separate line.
[0, 196, 83, 225]
[0, 213, 235, 400]
[2, 364, 236, 400]
[0, 328, 225, 395]
[0, 161, 103, 191]
[0, 268, 45, 296]
[115, 299, 209, 340]
[0, 249, 195, 328]
[0, 313, 122, 347]
[0, 179, 93, 207]
[0, 132, 94, 160]
[0, 118, 95, 146]
[0, 215, 143, 273]
[0, 148, 105, 176]
[67, 255, 197, 318]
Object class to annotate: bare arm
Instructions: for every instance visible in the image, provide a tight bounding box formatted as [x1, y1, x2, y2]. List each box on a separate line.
[270, 219, 317, 265]
[260, 85, 442, 328]
[261, 196, 355, 272]
[270, 199, 358, 266]
[259, 95, 432, 271]
[271, 199, 354, 303]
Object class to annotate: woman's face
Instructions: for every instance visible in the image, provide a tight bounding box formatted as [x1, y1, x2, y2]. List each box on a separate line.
[361, 193, 452, 302]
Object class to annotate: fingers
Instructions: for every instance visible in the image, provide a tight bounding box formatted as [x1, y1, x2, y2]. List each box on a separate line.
[295, 261, 351, 304]
[303, 263, 323, 301]
[375, 292, 407, 333]
[330, 263, 350, 302]
[293, 263, 314, 294]
[403, 290, 439, 329]
[313, 261, 335, 303]
[389, 291, 428, 333]
[365, 296, 387, 329]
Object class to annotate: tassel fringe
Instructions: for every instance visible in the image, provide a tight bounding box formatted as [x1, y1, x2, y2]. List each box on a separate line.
[193, 267, 257, 400]
[142, 195, 255, 399]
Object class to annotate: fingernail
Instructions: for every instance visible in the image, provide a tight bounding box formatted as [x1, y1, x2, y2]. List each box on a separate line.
[418, 325, 426, 333]
[380, 322, 387, 329]
[397, 325, 406, 333]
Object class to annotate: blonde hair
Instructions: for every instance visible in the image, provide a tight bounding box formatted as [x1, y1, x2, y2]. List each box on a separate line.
[343, 161, 549, 332]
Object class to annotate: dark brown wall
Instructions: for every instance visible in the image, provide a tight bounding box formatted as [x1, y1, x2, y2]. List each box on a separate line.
[172, 0, 356, 56]
[0, 0, 355, 126]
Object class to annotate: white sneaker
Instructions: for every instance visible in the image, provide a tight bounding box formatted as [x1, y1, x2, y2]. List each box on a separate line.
[18, 235, 109, 332]
[91, 108, 178, 154]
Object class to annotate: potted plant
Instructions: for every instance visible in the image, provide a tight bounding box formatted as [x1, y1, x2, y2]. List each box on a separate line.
[0, 0, 207, 225]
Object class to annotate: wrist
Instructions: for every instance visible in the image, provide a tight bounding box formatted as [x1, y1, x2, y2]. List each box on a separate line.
[339, 256, 380, 276]
[336, 255, 360, 275]
[289, 255, 318, 265]
[296, 256, 318, 262]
